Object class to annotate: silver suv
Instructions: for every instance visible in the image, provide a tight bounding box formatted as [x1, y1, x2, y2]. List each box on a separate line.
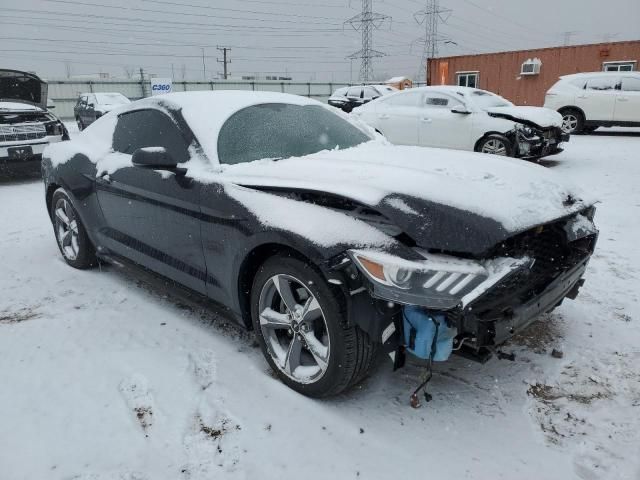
[544, 72, 640, 134]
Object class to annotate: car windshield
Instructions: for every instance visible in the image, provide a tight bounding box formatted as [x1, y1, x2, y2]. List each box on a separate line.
[218, 103, 371, 165]
[94, 93, 130, 105]
[469, 90, 513, 110]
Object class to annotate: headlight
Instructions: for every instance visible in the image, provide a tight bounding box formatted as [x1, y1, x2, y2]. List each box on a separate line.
[516, 124, 536, 137]
[45, 121, 63, 136]
[349, 249, 530, 310]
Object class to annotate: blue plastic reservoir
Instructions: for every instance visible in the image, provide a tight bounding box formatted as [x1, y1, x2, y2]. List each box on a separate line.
[403, 306, 457, 361]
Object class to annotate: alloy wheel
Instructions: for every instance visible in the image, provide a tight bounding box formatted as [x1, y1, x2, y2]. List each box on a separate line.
[562, 114, 578, 134]
[54, 198, 80, 261]
[258, 274, 330, 384]
[481, 139, 508, 156]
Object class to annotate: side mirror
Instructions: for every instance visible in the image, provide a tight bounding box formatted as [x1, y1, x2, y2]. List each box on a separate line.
[451, 105, 471, 115]
[88, 103, 95, 109]
[132, 147, 183, 173]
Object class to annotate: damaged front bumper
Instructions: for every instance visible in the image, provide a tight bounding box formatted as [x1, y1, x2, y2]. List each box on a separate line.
[513, 126, 569, 159]
[336, 211, 598, 364]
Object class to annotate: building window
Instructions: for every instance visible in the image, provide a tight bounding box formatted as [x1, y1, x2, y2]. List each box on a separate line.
[603, 61, 636, 72]
[457, 72, 479, 88]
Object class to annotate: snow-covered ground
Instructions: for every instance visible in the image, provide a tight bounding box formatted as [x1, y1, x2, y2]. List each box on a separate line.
[1, 128, 639, 480]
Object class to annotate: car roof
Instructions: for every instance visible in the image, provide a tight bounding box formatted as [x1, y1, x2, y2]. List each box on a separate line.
[125, 91, 321, 162]
[559, 71, 640, 80]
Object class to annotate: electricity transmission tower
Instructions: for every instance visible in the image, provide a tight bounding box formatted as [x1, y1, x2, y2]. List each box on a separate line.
[345, 0, 391, 82]
[413, 0, 452, 83]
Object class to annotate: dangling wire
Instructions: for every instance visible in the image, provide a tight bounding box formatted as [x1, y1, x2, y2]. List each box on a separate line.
[410, 317, 439, 408]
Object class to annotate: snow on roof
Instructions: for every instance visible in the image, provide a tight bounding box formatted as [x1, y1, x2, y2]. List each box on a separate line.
[560, 71, 640, 80]
[386, 76, 409, 83]
[138, 91, 319, 164]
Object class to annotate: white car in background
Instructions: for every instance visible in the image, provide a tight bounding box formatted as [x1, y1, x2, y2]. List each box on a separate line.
[353, 86, 568, 160]
[544, 72, 640, 134]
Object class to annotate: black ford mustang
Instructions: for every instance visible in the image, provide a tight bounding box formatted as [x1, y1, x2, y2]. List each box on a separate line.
[41, 91, 598, 398]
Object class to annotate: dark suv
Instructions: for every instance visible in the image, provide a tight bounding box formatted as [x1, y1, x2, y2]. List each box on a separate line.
[74, 92, 131, 130]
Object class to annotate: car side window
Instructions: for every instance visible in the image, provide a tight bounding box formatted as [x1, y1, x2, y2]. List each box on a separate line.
[381, 91, 422, 107]
[363, 87, 378, 99]
[621, 77, 640, 92]
[113, 109, 190, 163]
[586, 77, 619, 91]
[423, 93, 462, 109]
[347, 87, 362, 98]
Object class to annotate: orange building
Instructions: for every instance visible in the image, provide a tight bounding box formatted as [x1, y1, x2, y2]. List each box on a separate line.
[427, 40, 640, 106]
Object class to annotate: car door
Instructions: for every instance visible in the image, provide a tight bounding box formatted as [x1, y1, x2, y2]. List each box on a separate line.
[94, 108, 207, 294]
[346, 86, 364, 111]
[362, 86, 380, 105]
[371, 91, 422, 145]
[418, 92, 473, 150]
[577, 76, 619, 122]
[614, 76, 640, 123]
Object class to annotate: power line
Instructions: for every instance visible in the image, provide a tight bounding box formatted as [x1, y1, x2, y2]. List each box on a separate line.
[346, 0, 391, 81]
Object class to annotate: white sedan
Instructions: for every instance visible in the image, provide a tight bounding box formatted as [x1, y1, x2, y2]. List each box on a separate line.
[353, 86, 569, 160]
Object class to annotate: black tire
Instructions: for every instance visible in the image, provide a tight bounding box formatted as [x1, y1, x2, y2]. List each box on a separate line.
[251, 255, 377, 397]
[50, 188, 97, 269]
[559, 108, 585, 134]
[476, 134, 515, 157]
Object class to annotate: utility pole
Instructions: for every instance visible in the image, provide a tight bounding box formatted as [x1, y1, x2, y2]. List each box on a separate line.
[345, 0, 390, 82]
[201, 47, 207, 80]
[413, 0, 452, 84]
[217, 46, 232, 80]
[139, 68, 148, 97]
[562, 31, 579, 46]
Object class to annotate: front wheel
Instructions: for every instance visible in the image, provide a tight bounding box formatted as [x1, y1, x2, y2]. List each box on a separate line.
[251, 255, 377, 397]
[51, 188, 97, 269]
[477, 134, 514, 157]
[560, 108, 584, 134]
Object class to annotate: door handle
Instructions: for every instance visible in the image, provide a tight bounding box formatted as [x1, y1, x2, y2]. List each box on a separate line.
[577, 95, 588, 99]
[378, 114, 390, 120]
[421, 117, 433, 123]
[617, 97, 629, 102]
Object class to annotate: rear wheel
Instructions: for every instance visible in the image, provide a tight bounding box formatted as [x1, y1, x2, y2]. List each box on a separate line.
[477, 134, 514, 157]
[560, 108, 584, 134]
[51, 188, 97, 269]
[251, 255, 377, 397]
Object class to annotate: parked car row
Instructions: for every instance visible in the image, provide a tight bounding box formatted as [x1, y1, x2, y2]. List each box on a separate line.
[331, 71, 640, 160]
[42, 90, 598, 399]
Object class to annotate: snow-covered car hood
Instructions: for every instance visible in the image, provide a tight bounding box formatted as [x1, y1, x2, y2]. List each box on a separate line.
[219, 142, 593, 255]
[485, 106, 563, 129]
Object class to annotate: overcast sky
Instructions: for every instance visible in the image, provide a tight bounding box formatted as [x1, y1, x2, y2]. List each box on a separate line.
[1, 0, 638, 82]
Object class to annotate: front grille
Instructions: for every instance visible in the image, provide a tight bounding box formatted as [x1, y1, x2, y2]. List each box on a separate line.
[469, 216, 596, 318]
[0, 123, 47, 142]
